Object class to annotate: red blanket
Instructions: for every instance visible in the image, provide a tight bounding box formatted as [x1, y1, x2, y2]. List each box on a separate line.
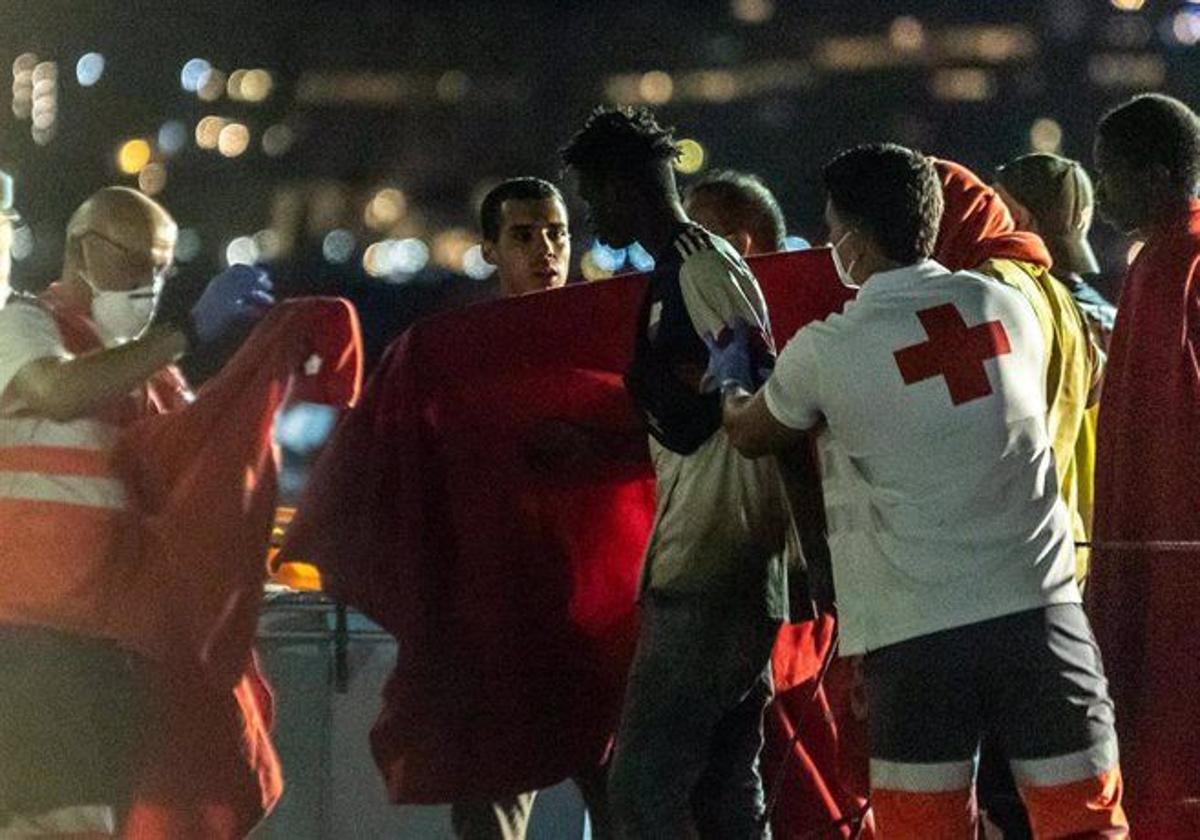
[282, 250, 854, 806]
[933, 159, 1052, 270]
[113, 299, 363, 839]
[1088, 200, 1200, 837]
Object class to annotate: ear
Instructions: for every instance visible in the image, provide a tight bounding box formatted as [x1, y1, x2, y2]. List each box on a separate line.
[481, 240, 498, 266]
[727, 230, 754, 257]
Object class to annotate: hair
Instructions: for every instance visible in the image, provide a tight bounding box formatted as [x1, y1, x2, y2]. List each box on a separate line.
[1098, 93, 1200, 196]
[560, 106, 681, 183]
[479, 177, 565, 242]
[684, 169, 787, 251]
[823, 143, 943, 263]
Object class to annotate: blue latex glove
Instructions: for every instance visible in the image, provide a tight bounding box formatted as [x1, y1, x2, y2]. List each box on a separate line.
[189, 265, 274, 346]
[701, 318, 757, 394]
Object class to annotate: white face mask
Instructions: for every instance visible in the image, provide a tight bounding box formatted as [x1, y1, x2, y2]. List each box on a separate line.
[830, 230, 859, 289]
[80, 271, 163, 347]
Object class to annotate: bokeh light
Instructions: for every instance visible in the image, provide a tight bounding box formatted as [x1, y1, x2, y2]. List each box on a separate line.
[462, 244, 495, 279]
[1029, 117, 1063, 152]
[364, 187, 408, 230]
[322, 229, 356, 263]
[75, 52, 105, 87]
[241, 68, 274, 102]
[157, 120, 188, 155]
[175, 228, 202, 263]
[225, 235, 259, 266]
[730, 0, 775, 24]
[195, 116, 227, 150]
[262, 123, 295, 157]
[217, 122, 250, 157]
[137, 162, 167, 195]
[627, 242, 656, 271]
[198, 68, 227, 102]
[674, 138, 707, 174]
[116, 138, 153, 175]
[638, 71, 674, 104]
[180, 58, 211, 92]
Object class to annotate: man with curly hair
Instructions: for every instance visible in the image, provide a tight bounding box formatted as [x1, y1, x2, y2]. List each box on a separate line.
[561, 107, 799, 838]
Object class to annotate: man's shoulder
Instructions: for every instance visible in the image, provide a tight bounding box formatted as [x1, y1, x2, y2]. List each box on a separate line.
[0, 297, 58, 337]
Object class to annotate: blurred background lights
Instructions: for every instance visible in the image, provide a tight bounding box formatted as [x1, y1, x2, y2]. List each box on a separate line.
[12, 53, 37, 120]
[180, 58, 211, 92]
[261, 123, 295, 157]
[431, 228, 474, 271]
[253, 229, 282, 261]
[730, 0, 775, 25]
[195, 115, 227, 149]
[387, 238, 430, 275]
[175, 228, 202, 263]
[890, 16, 926, 51]
[1029, 117, 1063, 152]
[117, 138, 152, 175]
[157, 120, 188, 155]
[1109, 0, 1145, 10]
[462, 244, 494, 280]
[364, 187, 407, 230]
[322, 228, 356, 263]
[137, 162, 167, 195]
[75, 52, 105, 87]
[197, 67, 227, 102]
[436, 70, 470, 103]
[638, 71, 674, 104]
[225, 235, 259, 266]
[627, 241, 655, 272]
[591, 241, 627, 273]
[1172, 9, 1200, 46]
[11, 225, 34, 261]
[241, 68, 274, 102]
[580, 249, 612, 281]
[217, 122, 250, 157]
[784, 235, 812, 251]
[674, 138, 707, 174]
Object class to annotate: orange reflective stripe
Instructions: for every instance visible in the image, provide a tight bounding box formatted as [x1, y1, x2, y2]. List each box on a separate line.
[0, 444, 113, 477]
[871, 787, 975, 838]
[1020, 764, 1129, 838]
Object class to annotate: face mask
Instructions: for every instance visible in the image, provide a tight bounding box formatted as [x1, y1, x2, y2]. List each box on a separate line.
[80, 271, 163, 347]
[830, 231, 859, 288]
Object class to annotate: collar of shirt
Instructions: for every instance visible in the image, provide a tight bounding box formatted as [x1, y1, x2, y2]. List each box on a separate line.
[857, 259, 950, 299]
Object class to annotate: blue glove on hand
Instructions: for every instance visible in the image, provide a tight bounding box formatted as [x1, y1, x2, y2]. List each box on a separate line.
[188, 265, 274, 346]
[702, 318, 759, 394]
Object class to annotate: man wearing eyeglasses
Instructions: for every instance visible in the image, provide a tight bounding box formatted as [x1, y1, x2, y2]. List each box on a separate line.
[0, 186, 273, 837]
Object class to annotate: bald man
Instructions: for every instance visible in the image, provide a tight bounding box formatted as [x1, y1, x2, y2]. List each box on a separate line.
[0, 187, 272, 836]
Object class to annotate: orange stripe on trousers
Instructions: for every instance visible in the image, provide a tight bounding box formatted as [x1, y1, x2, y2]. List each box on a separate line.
[1020, 765, 1129, 838]
[870, 787, 975, 839]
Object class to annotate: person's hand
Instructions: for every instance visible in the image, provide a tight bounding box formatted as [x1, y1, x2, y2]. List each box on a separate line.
[702, 318, 757, 393]
[188, 265, 274, 346]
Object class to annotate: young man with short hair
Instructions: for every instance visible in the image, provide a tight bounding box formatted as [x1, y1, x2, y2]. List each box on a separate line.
[480, 177, 571, 297]
[451, 176, 615, 840]
[717, 143, 1127, 837]
[562, 107, 798, 838]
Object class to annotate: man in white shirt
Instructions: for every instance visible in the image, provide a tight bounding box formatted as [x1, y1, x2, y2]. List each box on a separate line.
[716, 144, 1127, 837]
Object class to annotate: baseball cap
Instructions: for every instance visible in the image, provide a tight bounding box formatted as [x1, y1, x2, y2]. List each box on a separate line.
[994, 153, 1100, 276]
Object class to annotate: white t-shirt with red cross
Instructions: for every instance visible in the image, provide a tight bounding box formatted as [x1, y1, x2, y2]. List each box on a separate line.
[764, 259, 1079, 655]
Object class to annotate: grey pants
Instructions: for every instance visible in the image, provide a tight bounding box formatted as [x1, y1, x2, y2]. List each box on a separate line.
[607, 593, 779, 839]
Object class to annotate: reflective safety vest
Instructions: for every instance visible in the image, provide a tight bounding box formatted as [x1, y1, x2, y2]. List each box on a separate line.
[0, 292, 187, 641]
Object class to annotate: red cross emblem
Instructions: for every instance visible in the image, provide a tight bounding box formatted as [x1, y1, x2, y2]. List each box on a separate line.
[893, 303, 1012, 405]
